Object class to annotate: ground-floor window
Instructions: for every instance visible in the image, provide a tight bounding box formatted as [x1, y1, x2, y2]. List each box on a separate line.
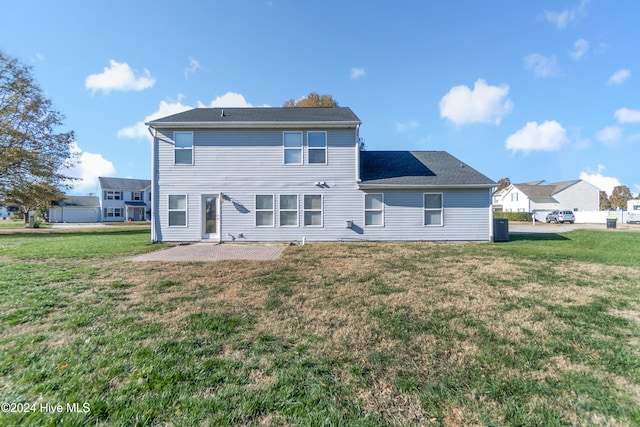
[104, 207, 123, 218]
[304, 195, 322, 226]
[168, 195, 187, 226]
[365, 193, 384, 226]
[279, 195, 298, 226]
[256, 195, 274, 227]
[424, 193, 443, 226]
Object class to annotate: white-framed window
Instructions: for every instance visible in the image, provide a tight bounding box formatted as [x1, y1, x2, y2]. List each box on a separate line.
[307, 131, 327, 164]
[279, 194, 298, 227]
[104, 191, 122, 201]
[132, 192, 142, 201]
[283, 132, 302, 165]
[174, 131, 193, 165]
[365, 193, 384, 226]
[511, 192, 518, 202]
[104, 207, 123, 218]
[255, 195, 274, 227]
[168, 195, 187, 227]
[304, 195, 323, 226]
[424, 193, 443, 226]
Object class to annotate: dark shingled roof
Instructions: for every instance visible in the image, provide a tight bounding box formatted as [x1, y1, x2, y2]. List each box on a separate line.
[148, 107, 361, 125]
[360, 151, 495, 187]
[99, 177, 151, 191]
[55, 196, 100, 207]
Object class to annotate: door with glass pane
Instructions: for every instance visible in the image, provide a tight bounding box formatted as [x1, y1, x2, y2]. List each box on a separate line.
[202, 195, 219, 240]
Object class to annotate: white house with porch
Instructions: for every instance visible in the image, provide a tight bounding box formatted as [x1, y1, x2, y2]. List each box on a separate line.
[99, 177, 151, 222]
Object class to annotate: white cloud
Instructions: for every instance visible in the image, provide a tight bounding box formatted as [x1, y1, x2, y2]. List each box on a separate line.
[439, 79, 513, 126]
[197, 92, 257, 108]
[118, 96, 192, 141]
[66, 143, 116, 194]
[505, 120, 568, 153]
[350, 67, 366, 80]
[570, 39, 589, 60]
[184, 56, 201, 78]
[395, 120, 419, 132]
[118, 92, 259, 142]
[615, 108, 640, 124]
[596, 125, 623, 145]
[85, 60, 156, 94]
[524, 53, 559, 78]
[579, 165, 620, 196]
[543, 0, 590, 30]
[607, 69, 631, 85]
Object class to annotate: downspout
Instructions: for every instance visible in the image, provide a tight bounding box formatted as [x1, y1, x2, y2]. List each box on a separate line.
[148, 126, 158, 242]
[355, 124, 361, 183]
[489, 188, 494, 242]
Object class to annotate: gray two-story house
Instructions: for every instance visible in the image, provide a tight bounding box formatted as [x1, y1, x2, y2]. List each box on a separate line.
[99, 177, 151, 222]
[146, 107, 496, 243]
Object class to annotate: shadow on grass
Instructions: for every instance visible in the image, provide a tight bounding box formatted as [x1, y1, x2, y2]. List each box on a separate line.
[507, 233, 570, 242]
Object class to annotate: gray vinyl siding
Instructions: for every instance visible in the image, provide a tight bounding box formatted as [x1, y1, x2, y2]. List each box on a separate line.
[153, 127, 360, 242]
[152, 127, 492, 242]
[359, 189, 491, 241]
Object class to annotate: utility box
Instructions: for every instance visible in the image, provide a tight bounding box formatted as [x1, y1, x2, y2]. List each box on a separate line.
[493, 218, 509, 242]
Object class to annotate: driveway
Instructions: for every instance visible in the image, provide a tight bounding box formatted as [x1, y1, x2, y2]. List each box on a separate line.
[509, 222, 640, 234]
[131, 243, 286, 262]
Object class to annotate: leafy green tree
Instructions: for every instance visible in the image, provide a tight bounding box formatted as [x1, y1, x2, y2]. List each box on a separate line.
[609, 185, 633, 209]
[283, 92, 339, 107]
[599, 191, 611, 210]
[0, 50, 76, 224]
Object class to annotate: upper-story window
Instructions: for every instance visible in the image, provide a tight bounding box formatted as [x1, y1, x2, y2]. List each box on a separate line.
[308, 132, 327, 164]
[104, 191, 122, 200]
[132, 192, 142, 201]
[174, 132, 193, 165]
[511, 192, 518, 202]
[283, 132, 302, 165]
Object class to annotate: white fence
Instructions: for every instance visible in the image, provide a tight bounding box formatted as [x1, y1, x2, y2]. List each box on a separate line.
[532, 209, 628, 224]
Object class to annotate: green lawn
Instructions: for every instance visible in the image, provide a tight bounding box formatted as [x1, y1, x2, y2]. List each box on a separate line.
[1, 229, 639, 426]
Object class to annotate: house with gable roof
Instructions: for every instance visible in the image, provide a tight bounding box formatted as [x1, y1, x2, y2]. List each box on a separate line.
[494, 180, 600, 217]
[49, 196, 101, 223]
[99, 177, 151, 222]
[146, 107, 496, 243]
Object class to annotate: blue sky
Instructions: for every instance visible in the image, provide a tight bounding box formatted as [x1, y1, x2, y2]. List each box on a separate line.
[2, 0, 639, 196]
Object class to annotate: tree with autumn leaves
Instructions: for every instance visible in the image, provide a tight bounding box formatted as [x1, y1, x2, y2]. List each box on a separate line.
[283, 92, 339, 108]
[0, 50, 77, 224]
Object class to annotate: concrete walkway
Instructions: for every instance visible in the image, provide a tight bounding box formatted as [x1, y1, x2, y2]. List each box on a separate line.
[131, 243, 286, 262]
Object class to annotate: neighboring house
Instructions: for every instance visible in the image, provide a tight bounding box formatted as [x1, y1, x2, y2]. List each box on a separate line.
[48, 196, 101, 223]
[99, 177, 151, 222]
[494, 180, 599, 215]
[146, 107, 496, 243]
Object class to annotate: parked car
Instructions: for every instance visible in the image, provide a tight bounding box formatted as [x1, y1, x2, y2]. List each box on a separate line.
[546, 210, 575, 224]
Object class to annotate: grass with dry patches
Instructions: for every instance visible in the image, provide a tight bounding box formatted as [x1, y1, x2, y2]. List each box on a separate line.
[1, 229, 639, 426]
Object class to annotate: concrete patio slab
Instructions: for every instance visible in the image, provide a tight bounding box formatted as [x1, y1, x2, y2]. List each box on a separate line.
[131, 243, 286, 262]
